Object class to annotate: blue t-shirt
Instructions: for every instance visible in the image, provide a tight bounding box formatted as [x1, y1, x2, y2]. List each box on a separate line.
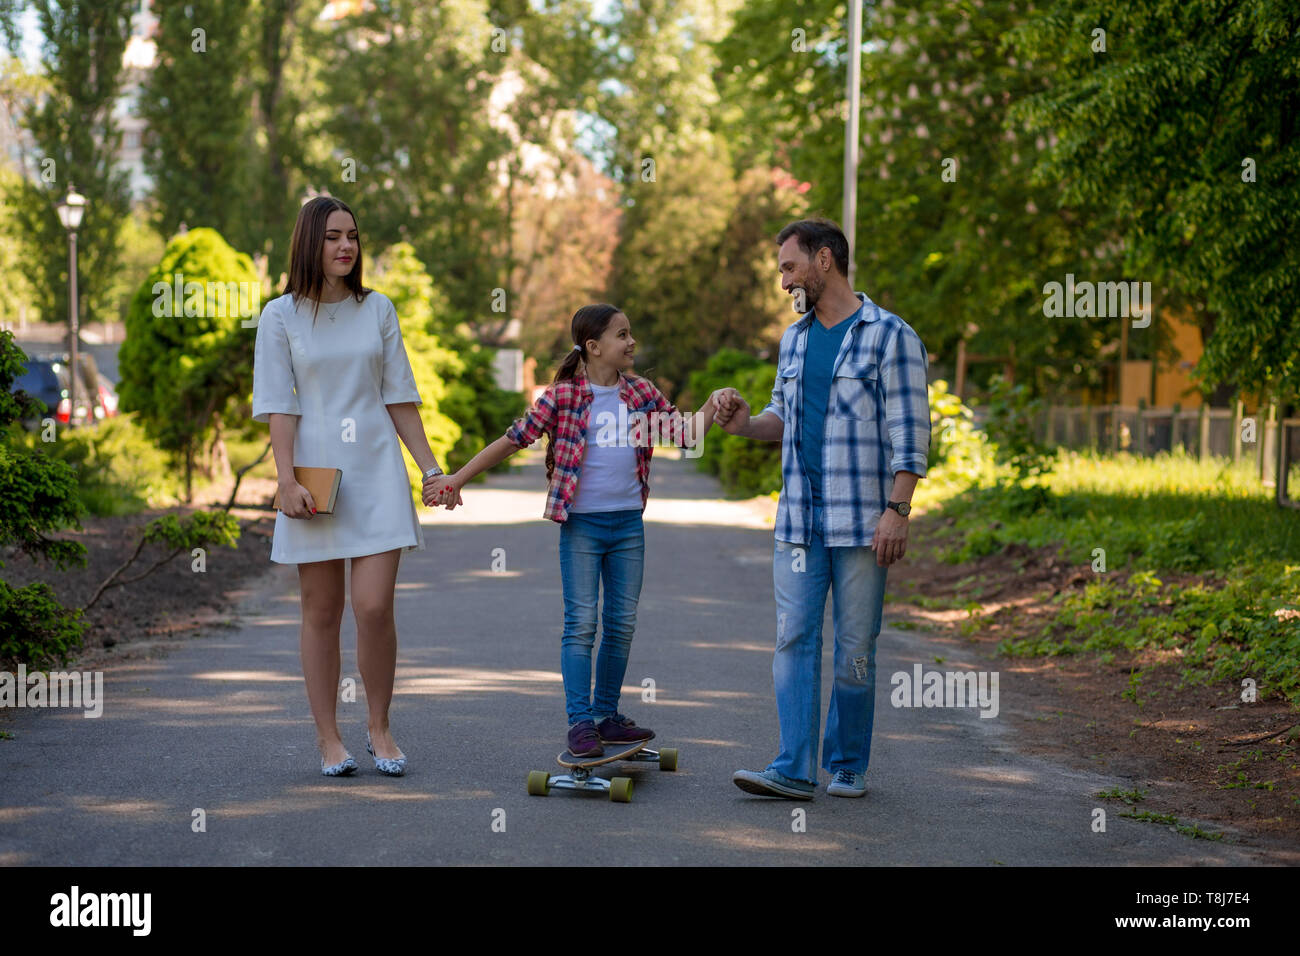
[799, 311, 858, 507]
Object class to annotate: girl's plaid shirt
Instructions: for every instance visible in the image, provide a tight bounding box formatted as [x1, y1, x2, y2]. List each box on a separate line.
[504, 372, 690, 522]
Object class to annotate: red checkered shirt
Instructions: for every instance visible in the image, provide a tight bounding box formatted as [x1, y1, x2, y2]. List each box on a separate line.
[505, 372, 691, 522]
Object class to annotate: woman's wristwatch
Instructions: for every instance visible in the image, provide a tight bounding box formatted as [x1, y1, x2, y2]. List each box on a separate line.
[423, 464, 444, 479]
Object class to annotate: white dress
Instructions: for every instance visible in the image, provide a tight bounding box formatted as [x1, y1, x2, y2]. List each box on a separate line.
[251, 289, 426, 564]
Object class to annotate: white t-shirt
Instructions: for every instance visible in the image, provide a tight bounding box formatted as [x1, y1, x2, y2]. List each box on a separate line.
[569, 382, 643, 514]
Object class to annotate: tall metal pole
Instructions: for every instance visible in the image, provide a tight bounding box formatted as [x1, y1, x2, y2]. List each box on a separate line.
[843, 0, 863, 288]
[68, 229, 79, 425]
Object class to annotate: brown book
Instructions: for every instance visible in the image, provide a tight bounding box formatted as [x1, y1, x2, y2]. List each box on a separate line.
[272, 466, 342, 514]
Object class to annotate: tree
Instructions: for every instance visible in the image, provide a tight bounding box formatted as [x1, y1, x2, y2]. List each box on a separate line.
[302, 0, 510, 326]
[369, 243, 522, 476]
[0, 1, 135, 330]
[101, 206, 167, 334]
[612, 140, 802, 393]
[1009, 0, 1300, 401]
[598, 0, 799, 393]
[117, 228, 260, 500]
[140, 0, 256, 248]
[716, 0, 1123, 399]
[367, 243, 462, 491]
[480, 0, 612, 348]
[506, 151, 621, 363]
[245, 0, 325, 279]
[0, 165, 42, 325]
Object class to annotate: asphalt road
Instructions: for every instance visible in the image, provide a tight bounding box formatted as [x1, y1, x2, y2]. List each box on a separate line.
[0, 453, 1277, 865]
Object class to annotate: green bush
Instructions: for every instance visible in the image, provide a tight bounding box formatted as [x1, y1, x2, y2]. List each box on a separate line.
[10, 413, 180, 516]
[715, 422, 784, 497]
[0, 579, 86, 669]
[118, 227, 259, 499]
[441, 344, 526, 474]
[0, 330, 89, 667]
[368, 244, 521, 485]
[983, 373, 1054, 479]
[686, 348, 782, 497]
[998, 481, 1056, 518]
[928, 378, 990, 481]
[1139, 513, 1213, 572]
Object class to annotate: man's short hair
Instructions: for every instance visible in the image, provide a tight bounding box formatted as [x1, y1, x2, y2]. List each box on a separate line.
[776, 218, 849, 276]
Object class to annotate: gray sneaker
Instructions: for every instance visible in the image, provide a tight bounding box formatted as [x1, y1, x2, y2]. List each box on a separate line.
[827, 769, 867, 797]
[732, 767, 814, 800]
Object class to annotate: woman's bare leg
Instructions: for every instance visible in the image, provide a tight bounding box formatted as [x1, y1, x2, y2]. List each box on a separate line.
[298, 558, 348, 765]
[351, 549, 403, 759]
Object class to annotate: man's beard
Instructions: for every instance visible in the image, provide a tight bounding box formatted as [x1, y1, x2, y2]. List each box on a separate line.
[798, 272, 826, 310]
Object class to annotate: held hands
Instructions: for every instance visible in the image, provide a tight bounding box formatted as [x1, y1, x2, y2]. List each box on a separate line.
[710, 387, 750, 435]
[421, 472, 464, 510]
[279, 480, 317, 519]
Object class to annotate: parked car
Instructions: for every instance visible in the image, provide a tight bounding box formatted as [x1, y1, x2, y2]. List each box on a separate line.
[9, 353, 102, 427]
[96, 377, 119, 418]
[11, 357, 65, 424]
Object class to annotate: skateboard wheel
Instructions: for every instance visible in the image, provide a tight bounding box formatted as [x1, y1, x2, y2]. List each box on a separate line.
[609, 777, 633, 803]
[527, 770, 550, 796]
[658, 748, 678, 772]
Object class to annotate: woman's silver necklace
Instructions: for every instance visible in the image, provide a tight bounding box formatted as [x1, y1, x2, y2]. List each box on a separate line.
[322, 294, 347, 322]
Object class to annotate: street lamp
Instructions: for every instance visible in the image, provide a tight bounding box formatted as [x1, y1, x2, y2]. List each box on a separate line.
[56, 184, 86, 425]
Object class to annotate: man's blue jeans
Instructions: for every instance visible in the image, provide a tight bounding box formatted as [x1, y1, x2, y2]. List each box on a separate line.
[769, 507, 888, 783]
[558, 510, 645, 725]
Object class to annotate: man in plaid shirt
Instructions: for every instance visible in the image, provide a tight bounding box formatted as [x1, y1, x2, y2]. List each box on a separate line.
[716, 218, 931, 800]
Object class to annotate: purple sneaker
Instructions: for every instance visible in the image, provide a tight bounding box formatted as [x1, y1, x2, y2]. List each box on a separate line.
[566, 720, 604, 758]
[596, 714, 655, 744]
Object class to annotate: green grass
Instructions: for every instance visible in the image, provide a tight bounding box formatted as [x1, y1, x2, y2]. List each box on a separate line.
[915, 448, 1300, 706]
[1174, 822, 1226, 841]
[1116, 805, 1227, 838]
[1097, 786, 1147, 805]
[937, 450, 1298, 569]
[1119, 809, 1178, 825]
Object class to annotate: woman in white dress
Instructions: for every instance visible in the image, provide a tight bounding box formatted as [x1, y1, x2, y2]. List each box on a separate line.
[252, 196, 453, 777]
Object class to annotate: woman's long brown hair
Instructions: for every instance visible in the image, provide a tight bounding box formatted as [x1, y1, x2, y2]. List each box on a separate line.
[545, 303, 622, 481]
[283, 196, 369, 321]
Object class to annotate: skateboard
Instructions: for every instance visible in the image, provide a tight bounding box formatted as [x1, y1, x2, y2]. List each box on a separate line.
[526, 739, 679, 803]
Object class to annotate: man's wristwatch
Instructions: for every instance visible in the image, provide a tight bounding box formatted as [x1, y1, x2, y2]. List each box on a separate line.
[423, 464, 444, 479]
[887, 500, 911, 517]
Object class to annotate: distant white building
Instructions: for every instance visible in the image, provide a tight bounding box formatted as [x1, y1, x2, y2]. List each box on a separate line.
[116, 0, 158, 201]
[0, 0, 157, 200]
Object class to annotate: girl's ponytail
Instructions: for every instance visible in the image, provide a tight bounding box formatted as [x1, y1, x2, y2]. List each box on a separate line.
[544, 304, 622, 482]
[553, 345, 584, 385]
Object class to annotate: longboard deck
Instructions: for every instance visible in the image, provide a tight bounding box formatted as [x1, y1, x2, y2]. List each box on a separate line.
[557, 740, 648, 770]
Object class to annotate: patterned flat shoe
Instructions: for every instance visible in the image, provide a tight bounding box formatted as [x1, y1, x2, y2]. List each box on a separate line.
[321, 753, 359, 777]
[367, 731, 407, 777]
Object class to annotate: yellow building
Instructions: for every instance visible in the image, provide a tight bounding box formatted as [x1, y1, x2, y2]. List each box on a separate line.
[1118, 308, 1205, 408]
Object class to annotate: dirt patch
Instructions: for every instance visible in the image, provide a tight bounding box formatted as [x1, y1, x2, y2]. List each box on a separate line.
[0, 477, 282, 670]
[886, 514, 1300, 858]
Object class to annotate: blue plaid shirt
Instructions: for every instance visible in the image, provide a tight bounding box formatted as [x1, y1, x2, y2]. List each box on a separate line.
[761, 292, 931, 547]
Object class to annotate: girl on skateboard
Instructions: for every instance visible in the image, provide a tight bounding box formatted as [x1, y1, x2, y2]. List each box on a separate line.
[422, 304, 717, 758]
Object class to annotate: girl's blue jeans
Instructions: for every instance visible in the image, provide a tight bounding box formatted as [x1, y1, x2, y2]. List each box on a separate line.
[769, 505, 889, 783]
[558, 510, 645, 725]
